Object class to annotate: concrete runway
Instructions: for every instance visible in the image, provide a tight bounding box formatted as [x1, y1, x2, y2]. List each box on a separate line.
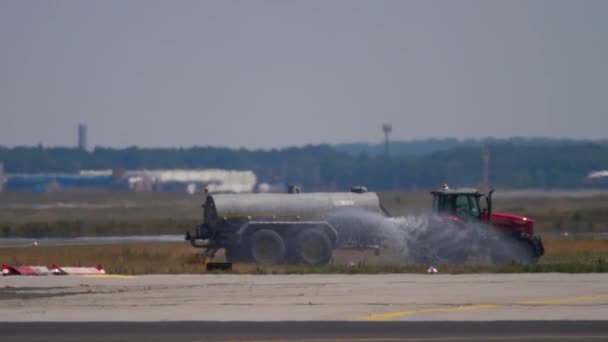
[0, 234, 184, 248]
[3, 321, 608, 342]
[1, 274, 607, 321]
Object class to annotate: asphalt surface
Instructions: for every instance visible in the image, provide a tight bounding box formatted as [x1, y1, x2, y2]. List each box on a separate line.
[2, 321, 608, 342]
[2, 274, 608, 341]
[2, 274, 608, 321]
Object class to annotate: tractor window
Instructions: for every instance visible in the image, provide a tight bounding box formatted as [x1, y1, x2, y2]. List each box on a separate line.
[455, 195, 480, 219]
[433, 192, 481, 220]
[435, 194, 456, 214]
[470, 196, 480, 217]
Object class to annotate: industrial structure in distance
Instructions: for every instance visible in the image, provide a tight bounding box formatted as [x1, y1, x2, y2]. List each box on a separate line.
[1, 169, 257, 194]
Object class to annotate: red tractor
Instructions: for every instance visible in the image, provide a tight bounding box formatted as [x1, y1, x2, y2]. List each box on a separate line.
[407, 186, 544, 264]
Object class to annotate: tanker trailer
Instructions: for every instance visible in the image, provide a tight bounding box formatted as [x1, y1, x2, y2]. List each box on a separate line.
[185, 188, 389, 265]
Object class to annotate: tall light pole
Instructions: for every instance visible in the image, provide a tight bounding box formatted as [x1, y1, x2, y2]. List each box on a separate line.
[382, 124, 392, 158]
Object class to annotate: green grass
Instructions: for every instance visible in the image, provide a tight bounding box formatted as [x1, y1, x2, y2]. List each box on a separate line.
[0, 192, 201, 237]
[1, 190, 607, 274]
[0, 219, 197, 238]
[2, 237, 607, 274]
[1, 191, 608, 238]
[268, 261, 608, 274]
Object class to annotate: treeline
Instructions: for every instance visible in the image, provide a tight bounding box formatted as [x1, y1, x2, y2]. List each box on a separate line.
[336, 137, 608, 157]
[1, 142, 607, 190]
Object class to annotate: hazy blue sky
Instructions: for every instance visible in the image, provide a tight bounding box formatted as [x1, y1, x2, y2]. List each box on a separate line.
[1, 0, 607, 149]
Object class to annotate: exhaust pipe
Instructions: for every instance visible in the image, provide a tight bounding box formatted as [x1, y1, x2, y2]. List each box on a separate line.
[486, 189, 495, 223]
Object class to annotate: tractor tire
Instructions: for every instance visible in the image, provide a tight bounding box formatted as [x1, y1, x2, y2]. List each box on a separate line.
[491, 232, 541, 264]
[515, 233, 543, 264]
[531, 235, 545, 258]
[248, 229, 287, 264]
[292, 229, 333, 266]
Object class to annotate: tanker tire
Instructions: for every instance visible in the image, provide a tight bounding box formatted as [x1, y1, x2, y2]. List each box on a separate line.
[249, 229, 286, 264]
[293, 229, 332, 266]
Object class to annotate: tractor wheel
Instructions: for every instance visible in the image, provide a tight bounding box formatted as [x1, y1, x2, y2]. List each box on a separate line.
[248, 229, 286, 264]
[491, 233, 540, 264]
[523, 234, 544, 262]
[531, 235, 545, 257]
[292, 229, 333, 266]
[514, 233, 542, 264]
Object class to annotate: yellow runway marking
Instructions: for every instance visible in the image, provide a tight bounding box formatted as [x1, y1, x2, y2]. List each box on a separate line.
[363, 294, 608, 320]
[82, 274, 136, 279]
[516, 294, 608, 306]
[366, 304, 499, 321]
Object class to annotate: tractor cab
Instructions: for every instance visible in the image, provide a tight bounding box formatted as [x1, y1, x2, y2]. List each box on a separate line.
[426, 184, 544, 262]
[431, 185, 493, 222]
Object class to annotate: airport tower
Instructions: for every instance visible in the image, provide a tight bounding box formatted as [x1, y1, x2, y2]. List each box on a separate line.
[78, 124, 87, 151]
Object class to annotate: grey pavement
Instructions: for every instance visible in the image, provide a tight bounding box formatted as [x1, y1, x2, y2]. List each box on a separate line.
[1, 273, 607, 322]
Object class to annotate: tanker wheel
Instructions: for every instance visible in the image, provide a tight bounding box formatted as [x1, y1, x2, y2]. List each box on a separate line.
[249, 229, 286, 264]
[293, 229, 332, 266]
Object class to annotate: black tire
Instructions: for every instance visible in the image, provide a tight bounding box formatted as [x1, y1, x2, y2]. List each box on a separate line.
[523, 234, 544, 263]
[516, 233, 542, 264]
[515, 239, 537, 264]
[491, 233, 540, 264]
[531, 235, 545, 257]
[248, 229, 286, 264]
[293, 229, 333, 266]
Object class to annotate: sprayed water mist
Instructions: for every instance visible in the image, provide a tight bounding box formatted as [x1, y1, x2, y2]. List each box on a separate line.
[325, 208, 535, 265]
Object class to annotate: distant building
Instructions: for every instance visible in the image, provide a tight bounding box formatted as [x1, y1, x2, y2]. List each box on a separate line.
[119, 169, 257, 193]
[4, 172, 116, 193]
[78, 124, 87, 151]
[3, 169, 257, 193]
